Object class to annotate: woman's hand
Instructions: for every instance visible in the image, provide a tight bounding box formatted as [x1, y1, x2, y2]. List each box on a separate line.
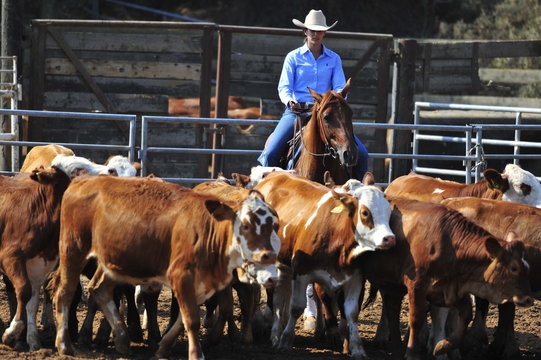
[289, 100, 301, 112]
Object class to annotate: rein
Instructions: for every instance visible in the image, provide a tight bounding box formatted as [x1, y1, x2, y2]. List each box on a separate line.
[298, 101, 338, 159]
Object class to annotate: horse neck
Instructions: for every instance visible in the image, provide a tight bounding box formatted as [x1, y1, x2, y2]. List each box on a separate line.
[295, 112, 325, 182]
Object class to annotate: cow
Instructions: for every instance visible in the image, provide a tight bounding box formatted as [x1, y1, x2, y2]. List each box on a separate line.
[253, 171, 395, 359]
[0, 166, 71, 351]
[384, 165, 541, 207]
[441, 197, 541, 359]
[356, 195, 533, 360]
[52, 175, 280, 360]
[19, 144, 74, 173]
[168, 96, 246, 116]
[385, 164, 541, 358]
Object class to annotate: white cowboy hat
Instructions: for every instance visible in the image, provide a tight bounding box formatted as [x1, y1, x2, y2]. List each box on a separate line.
[292, 9, 337, 31]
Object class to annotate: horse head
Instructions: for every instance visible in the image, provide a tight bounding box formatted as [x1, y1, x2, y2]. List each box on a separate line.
[296, 78, 357, 186]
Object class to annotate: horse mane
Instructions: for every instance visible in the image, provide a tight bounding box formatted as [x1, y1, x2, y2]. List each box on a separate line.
[295, 90, 352, 184]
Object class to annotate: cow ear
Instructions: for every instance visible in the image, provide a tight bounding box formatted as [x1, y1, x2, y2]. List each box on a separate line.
[132, 162, 142, 172]
[232, 172, 250, 188]
[248, 189, 265, 202]
[484, 169, 509, 191]
[205, 199, 236, 221]
[485, 237, 504, 260]
[338, 78, 351, 98]
[505, 237, 525, 259]
[362, 172, 375, 186]
[308, 87, 323, 103]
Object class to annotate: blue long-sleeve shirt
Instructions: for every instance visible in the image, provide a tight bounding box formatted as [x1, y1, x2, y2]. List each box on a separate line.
[278, 44, 346, 106]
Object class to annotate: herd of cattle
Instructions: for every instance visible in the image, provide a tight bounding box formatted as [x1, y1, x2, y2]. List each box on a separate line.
[0, 143, 540, 360]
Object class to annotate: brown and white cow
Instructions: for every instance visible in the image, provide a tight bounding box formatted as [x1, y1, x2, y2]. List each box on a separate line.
[0, 167, 71, 350]
[253, 172, 395, 359]
[441, 197, 541, 359]
[168, 95, 246, 116]
[385, 165, 541, 207]
[19, 144, 74, 172]
[385, 165, 541, 358]
[53, 175, 280, 360]
[358, 196, 532, 360]
[193, 178, 278, 344]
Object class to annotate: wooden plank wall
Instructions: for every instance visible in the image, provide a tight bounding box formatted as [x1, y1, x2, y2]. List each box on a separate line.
[27, 21, 214, 178]
[220, 29, 392, 179]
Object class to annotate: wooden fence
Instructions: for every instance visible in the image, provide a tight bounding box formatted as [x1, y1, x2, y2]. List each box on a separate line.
[20, 20, 541, 181]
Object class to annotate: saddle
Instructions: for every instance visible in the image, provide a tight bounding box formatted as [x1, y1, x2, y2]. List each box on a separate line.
[280, 103, 313, 169]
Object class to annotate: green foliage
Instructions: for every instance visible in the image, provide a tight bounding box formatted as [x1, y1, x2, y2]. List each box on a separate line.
[438, 0, 541, 69]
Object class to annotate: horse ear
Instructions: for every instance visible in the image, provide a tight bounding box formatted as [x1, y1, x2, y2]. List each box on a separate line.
[339, 78, 352, 98]
[308, 87, 323, 102]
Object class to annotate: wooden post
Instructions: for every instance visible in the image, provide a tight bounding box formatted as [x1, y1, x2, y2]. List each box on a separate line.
[212, 28, 232, 178]
[373, 38, 392, 183]
[390, 39, 417, 179]
[1, 0, 22, 171]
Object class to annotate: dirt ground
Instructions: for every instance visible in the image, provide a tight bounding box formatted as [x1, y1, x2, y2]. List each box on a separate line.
[0, 279, 538, 360]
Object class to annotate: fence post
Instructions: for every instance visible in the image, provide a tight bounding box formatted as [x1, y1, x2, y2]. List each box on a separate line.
[390, 39, 417, 179]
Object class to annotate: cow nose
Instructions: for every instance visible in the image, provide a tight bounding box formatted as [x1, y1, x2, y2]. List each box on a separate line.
[255, 251, 276, 265]
[513, 295, 534, 308]
[382, 235, 396, 249]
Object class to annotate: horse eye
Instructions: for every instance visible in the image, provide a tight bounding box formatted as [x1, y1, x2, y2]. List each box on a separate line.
[510, 265, 518, 274]
[361, 210, 369, 217]
[323, 113, 331, 121]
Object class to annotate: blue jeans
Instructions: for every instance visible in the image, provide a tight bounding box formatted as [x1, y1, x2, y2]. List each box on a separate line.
[258, 108, 368, 180]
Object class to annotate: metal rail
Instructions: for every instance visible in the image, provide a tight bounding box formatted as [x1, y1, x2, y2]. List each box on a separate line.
[413, 102, 541, 183]
[0, 109, 136, 175]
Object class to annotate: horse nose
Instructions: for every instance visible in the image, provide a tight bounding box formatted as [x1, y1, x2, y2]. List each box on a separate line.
[341, 149, 358, 167]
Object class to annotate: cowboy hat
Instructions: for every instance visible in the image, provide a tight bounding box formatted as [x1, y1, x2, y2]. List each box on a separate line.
[292, 9, 337, 31]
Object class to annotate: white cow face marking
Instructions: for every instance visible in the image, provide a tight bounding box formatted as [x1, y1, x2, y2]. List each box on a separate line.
[105, 155, 138, 177]
[346, 185, 396, 255]
[233, 191, 279, 266]
[502, 164, 541, 207]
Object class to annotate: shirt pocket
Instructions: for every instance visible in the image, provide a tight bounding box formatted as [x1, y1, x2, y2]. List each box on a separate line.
[296, 61, 315, 79]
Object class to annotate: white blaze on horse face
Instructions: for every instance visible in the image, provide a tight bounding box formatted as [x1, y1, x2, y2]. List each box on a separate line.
[502, 164, 541, 207]
[349, 186, 394, 254]
[233, 192, 280, 264]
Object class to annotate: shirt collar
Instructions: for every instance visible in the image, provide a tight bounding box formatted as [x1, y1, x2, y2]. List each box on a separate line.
[300, 43, 329, 58]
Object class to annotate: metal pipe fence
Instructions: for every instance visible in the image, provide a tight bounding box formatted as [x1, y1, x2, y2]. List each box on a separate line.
[414, 102, 541, 183]
[0, 109, 137, 175]
[3, 105, 541, 186]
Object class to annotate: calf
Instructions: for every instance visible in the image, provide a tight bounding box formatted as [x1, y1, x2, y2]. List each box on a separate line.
[19, 144, 74, 172]
[359, 196, 532, 360]
[442, 197, 541, 358]
[254, 172, 395, 359]
[53, 175, 280, 360]
[0, 167, 71, 350]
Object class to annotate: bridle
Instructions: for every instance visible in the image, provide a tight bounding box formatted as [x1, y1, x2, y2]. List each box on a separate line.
[297, 95, 347, 161]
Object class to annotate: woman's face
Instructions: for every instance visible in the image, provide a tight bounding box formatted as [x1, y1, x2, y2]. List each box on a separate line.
[304, 29, 326, 47]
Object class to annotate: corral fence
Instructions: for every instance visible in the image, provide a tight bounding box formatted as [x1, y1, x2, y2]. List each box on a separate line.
[3, 105, 541, 188]
[3, 20, 540, 182]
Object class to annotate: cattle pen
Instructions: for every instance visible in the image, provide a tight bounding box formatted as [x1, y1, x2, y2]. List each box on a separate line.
[0, 18, 541, 360]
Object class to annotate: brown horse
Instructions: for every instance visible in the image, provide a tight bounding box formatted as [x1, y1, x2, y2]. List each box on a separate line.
[293, 78, 358, 185]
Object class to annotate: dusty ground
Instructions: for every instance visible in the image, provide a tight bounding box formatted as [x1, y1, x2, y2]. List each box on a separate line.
[0, 279, 538, 360]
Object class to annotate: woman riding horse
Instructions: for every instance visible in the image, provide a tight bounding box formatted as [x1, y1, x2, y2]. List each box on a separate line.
[258, 9, 368, 182]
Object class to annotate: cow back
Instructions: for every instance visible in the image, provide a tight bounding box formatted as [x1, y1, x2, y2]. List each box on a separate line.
[20, 144, 74, 172]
